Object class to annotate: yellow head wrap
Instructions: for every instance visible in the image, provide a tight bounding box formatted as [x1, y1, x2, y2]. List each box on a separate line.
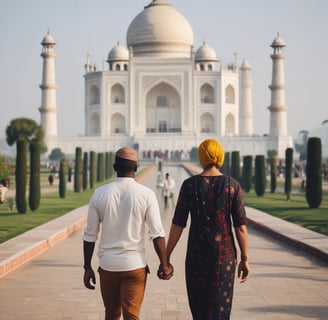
[198, 139, 225, 168]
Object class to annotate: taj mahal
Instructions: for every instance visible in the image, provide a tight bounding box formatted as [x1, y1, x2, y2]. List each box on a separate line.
[40, 0, 293, 159]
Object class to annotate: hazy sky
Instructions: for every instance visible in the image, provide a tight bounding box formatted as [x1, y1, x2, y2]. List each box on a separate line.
[1, 0, 327, 139]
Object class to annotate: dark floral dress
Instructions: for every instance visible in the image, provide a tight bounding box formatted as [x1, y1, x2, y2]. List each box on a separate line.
[172, 175, 247, 320]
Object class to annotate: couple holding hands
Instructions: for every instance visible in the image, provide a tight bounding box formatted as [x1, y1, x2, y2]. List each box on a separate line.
[83, 140, 250, 320]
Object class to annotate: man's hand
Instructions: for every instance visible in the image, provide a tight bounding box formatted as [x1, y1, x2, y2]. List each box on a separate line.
[157, 263, 174, 280]
[84, 268, 96, 289]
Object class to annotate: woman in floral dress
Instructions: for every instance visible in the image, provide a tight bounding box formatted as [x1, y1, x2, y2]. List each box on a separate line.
[165, 139, 250, 320]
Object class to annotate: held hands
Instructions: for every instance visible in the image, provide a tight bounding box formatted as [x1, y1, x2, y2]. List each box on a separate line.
[157, 263, 174, 280]
[237, 260, 250, 283]
[84, 268, 96, 289]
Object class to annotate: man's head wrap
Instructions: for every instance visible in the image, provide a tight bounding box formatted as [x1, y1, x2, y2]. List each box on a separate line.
[198, 139, 225, 168]
[116, 146, 138, 162]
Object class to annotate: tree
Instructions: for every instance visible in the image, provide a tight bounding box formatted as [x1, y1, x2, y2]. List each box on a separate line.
[97, 153, 105, 182]
[267, 150, 278, 193]
[49, 148, 65, 162]
[254, 155, 266, 197]
[306, 138, 322, 208]
[74, 147, 83, 193]
[89, 151, 97, 189]
[109, 152, 115, 179]
[221, 152, 230, 175]
[29, 141, 41, 211]
[15, 140, 27, 213]
[6, 118, 45, 213]
[59, 158, 68, 198]
[231, 151, 241, 182]
[284, 148, 293, 200]
[105, 152, 110, 180]
[190, 147, 198, 162]
[83, 152, 88, 190]
[0, 155, 10, 183]
[242, 155, 252, 193]
[6, 118, 45, 149]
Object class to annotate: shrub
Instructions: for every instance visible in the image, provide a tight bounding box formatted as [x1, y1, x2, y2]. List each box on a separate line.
[15, 140, 27, 213]
[284, 148, 293, 200]
[59, 158, 68, 198]
[29, 142, 41, 211]
[83, 152, 88, 190]
[242, 155, 252, 193]
[74, 147, 83, 192]
[231, 151, 241, 182]
[254, 155, 266, 197]
[306, 137, 322, 208]
[221, 152, 230, 175]
[89, 151, 96, 189]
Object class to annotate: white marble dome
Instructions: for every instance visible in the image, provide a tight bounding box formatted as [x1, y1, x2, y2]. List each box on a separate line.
[271, 34, 286, 47]
[41, 32, 55, 45]
[126, 0, 194, 57]
[107, 42, 129, 61]
[195, 42, 218, 62]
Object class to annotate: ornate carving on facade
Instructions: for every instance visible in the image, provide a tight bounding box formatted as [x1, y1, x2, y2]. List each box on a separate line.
[143, 76, 181, 92]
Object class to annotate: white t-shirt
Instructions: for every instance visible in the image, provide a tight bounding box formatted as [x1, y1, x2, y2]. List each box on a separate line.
[83, 177, 165, 271]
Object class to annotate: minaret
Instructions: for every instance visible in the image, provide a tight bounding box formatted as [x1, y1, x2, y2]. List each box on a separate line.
[39, 31, 58, 137]
[268, 34, 288, 136]
[239, 58, 253, 136]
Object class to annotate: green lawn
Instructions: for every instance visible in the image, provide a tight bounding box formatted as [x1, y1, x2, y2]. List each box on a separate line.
[0, 166, 152, 244]
[243, 187, 328, 236]
[1, 168, 327, 244]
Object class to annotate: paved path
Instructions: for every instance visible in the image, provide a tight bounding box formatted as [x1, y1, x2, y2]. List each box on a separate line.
[0, 164, 327, 319]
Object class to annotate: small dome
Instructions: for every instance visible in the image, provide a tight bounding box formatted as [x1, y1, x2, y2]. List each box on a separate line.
[195, 42, 218, 62]
[271, 34, 286, 47]
[107, 42, 129, 61]
[126, 0, 194, 57]
[41, 32, 56, 45]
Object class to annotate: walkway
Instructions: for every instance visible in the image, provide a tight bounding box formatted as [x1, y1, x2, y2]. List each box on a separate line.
[0, 164, 327, 319]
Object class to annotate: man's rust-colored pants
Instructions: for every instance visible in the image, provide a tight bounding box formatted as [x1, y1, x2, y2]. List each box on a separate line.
[98, 267, 147, 320]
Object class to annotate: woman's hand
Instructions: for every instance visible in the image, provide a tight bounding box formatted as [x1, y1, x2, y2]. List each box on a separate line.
[238, 260, 250, 283]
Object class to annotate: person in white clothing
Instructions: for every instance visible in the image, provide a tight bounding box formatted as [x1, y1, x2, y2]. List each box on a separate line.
[162, 172, 175, 209]
[83, 146, 173, 320]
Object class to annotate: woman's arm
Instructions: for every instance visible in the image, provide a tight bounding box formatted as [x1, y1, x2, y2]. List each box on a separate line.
[166, 223, 184, 263]
[235, 224, 250, 283]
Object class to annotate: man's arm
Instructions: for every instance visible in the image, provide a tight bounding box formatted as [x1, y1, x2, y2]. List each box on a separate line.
[153, 236, 173, 279]
[83, 240, 96, 289]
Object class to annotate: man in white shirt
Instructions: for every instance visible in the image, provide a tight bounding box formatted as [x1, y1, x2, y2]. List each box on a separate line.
[83, 146, 173, 320]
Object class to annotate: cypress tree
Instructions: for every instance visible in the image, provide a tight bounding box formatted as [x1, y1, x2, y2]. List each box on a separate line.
[29, 141, 41, 211]
[74, 147, 83, 192]
[231, 151, 241, 182]
[83, 152, 88, 190]
[97, 153, 105, 182]
[89, 151, 96, 189]
[59, 158, 68, 198]
[105, 152, 110, 180]
[190, 147, 198, 163]
[68, 165, 72, 182]
[221, 152, 230, 175]
[306, 137, 322, 208]
[254, 155, 266, 197]
[109, 152, 115, 179]
[284, 148, 293, 200]
[242, 155, 252, 193]
[267, 149, 278, 193]
[16, 139, 27, 213]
